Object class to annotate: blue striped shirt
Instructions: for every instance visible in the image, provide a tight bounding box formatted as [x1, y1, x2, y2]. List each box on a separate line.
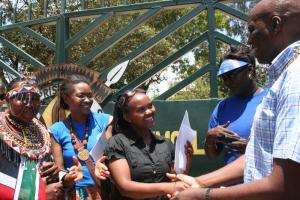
[244, 40, 300, 182]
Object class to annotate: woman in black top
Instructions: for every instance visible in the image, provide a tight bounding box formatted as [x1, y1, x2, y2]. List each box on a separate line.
[103, 88, 193, 200]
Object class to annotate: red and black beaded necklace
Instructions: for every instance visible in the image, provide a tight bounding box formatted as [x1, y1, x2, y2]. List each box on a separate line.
[5, 114, 44, 149]
[68, 116, 89, 151]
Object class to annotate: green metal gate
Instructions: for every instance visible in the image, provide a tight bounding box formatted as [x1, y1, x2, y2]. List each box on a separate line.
[0, 0, 253, 174]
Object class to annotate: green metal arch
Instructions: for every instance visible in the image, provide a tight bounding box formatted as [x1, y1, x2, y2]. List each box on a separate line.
[0, 0, 249, 104]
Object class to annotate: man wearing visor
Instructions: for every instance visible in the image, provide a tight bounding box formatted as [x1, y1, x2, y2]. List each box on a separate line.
[204, 46, 267, 166]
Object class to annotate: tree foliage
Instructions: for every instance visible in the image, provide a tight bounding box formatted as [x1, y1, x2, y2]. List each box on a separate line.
[0, 0, 267, 99]
[168, 0, 268, 100]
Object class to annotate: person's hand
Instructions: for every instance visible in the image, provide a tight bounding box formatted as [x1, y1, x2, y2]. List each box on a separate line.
[184, 141, 193, 173]
[167, 173, 201, 188]
[227, 138, 248, 154]
[40, 161, 59, 183]
[64, 156, 83, 185]
[69, 156, 83, 182]
[170, 187, 205, 200]
[95, 156, 110, 180]
[166, 174, 203, 199]
[167, 173, 178, 182]
[206, 122, 239, 144]
[45, 182, 64, 200]
[173, 181, 190, 193]
[165, 180, 190, 199]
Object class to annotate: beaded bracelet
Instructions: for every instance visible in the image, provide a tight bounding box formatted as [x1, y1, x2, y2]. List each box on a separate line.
[204, 188, 213, 200]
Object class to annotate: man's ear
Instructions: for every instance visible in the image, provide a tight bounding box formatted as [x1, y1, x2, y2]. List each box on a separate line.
[272, 15, 282, 33]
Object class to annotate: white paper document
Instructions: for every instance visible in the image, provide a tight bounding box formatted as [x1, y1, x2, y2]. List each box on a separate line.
[90, 98, 103, 113]
[90, 131, 107, 162]
[174, 110, 196, 174]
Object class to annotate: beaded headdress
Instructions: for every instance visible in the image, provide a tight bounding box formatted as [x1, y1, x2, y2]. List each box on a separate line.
[7, 78, 40, 99]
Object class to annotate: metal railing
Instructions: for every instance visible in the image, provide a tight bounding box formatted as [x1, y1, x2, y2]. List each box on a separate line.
[0, 0, 250, 103]
[0, 0, 241, 25]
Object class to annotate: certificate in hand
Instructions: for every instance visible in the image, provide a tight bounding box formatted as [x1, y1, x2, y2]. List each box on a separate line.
[90, 130, 107, 162]
[174, 110, 196, 174]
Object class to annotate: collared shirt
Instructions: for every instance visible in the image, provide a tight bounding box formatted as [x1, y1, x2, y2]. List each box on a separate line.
[104, 129, 175, 200]
[244, 40, 300, 182]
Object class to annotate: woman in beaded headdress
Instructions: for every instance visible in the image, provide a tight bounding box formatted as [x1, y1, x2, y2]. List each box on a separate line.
[0, 77, 83, 199]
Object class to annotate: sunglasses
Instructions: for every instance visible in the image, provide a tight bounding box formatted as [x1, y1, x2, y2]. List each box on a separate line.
[11, 92, 41, 105]
[119, 88, 146, 107]
[221, 65, 249, 81]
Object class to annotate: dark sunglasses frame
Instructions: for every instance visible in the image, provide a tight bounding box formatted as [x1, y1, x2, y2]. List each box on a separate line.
[119, 88, 146, 108]
[10, 92, 41, 105]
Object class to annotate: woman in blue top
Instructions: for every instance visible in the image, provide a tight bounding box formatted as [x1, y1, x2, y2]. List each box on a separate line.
[50, 75, 113, 200]
[204, 46, 268, 165]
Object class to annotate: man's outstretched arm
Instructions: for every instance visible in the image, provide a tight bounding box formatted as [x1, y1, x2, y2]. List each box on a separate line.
[196, 155, 245, 188]
[172, 158, 300, 200]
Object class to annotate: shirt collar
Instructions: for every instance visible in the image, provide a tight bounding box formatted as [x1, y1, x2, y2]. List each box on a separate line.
[268, 40, 300, 86]
[125, 128, 164, 145]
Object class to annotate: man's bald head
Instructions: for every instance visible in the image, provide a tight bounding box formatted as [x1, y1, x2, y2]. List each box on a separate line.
[247, 0, 300, 63]
[250, 0, 300, 20]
